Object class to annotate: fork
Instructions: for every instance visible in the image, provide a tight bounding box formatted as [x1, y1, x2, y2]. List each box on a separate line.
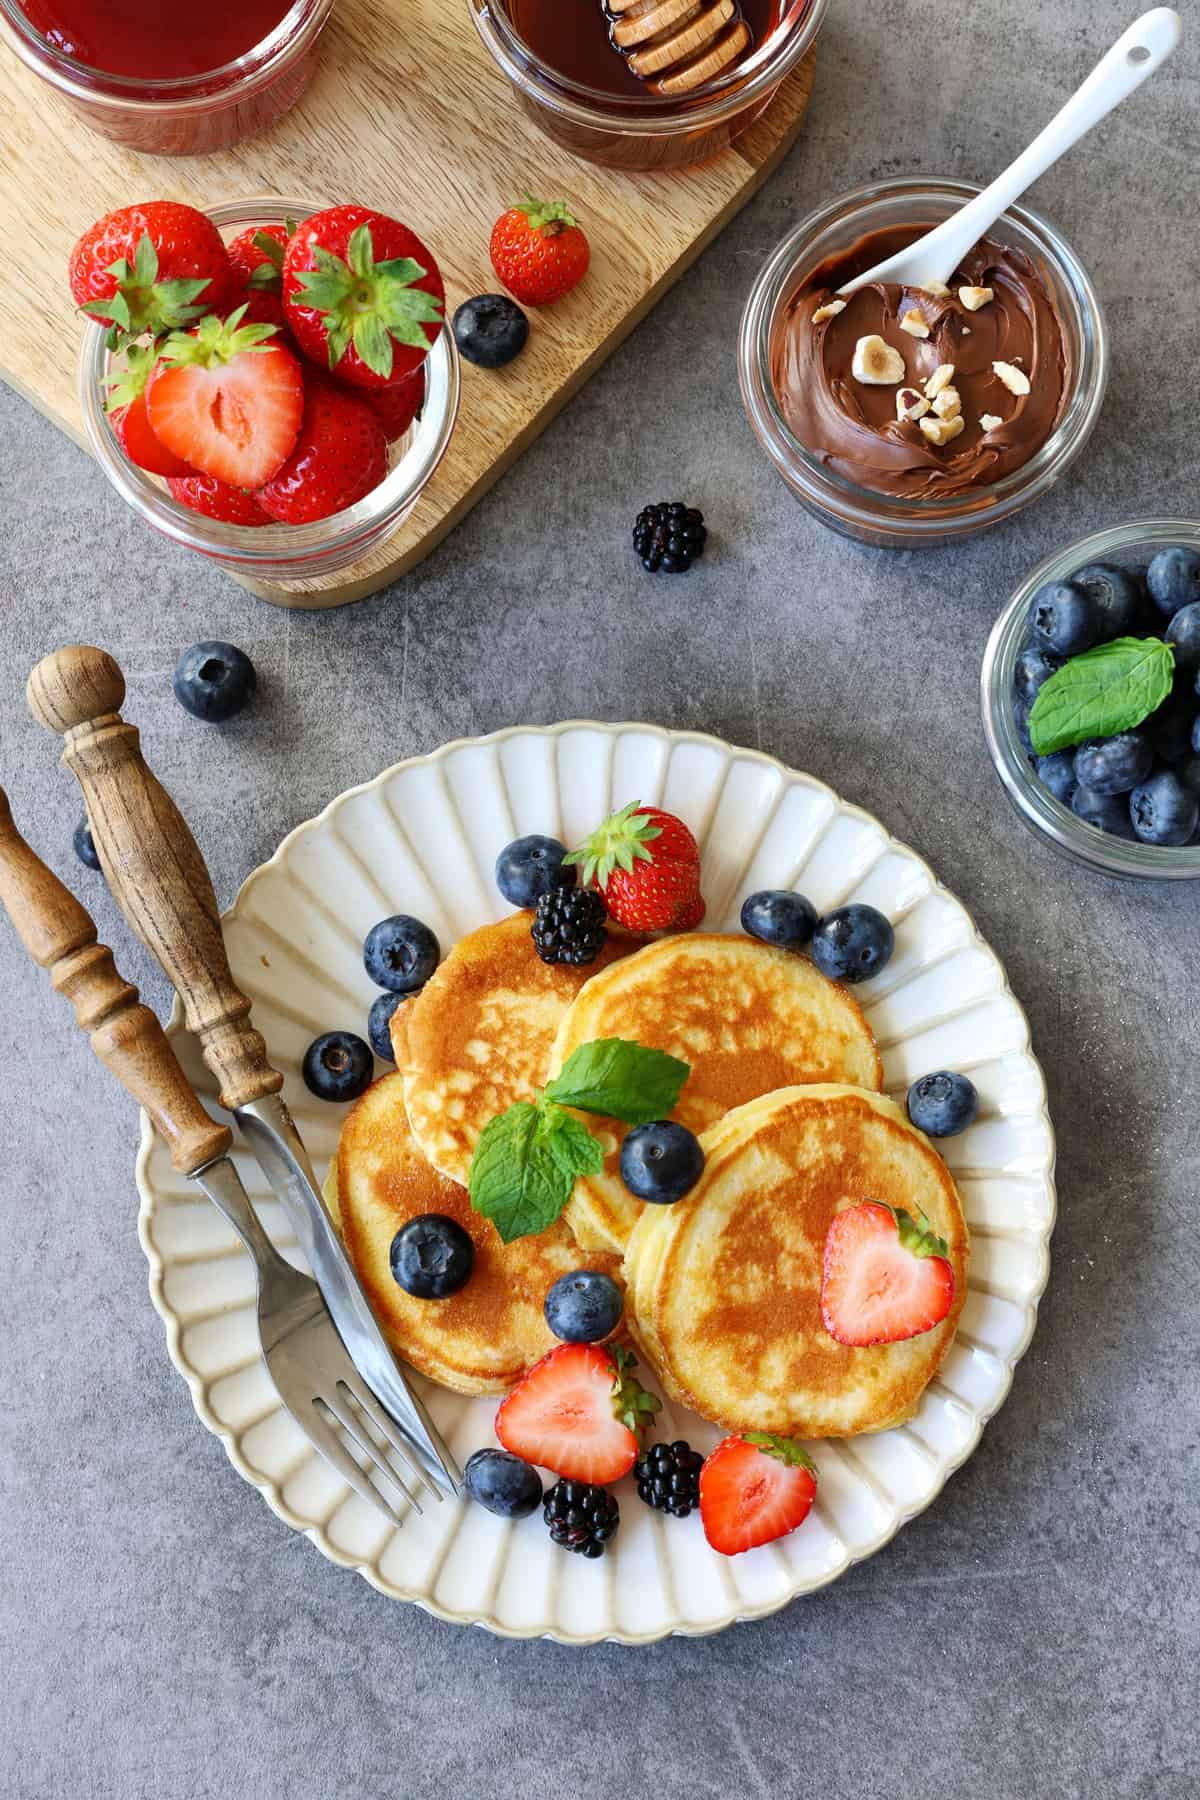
[0, 786, 432, 1528]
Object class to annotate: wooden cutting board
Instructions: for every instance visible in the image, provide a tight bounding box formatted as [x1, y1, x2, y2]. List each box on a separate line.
[0, 7, 815, 608]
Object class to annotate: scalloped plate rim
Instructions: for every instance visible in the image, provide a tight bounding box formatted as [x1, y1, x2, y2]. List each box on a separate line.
[134, 720, 1057, 1645]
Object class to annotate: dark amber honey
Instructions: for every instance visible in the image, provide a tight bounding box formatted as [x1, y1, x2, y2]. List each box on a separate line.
[507, 0, 779, 98]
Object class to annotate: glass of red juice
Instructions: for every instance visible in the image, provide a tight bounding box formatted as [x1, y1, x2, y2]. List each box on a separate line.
[0, 0, 333, 153]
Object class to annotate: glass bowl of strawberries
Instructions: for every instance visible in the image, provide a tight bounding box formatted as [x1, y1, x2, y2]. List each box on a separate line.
[76, 197, 460, 588]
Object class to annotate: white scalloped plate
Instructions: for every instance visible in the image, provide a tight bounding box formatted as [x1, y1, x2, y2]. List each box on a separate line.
[135, 724, 1055, 1644]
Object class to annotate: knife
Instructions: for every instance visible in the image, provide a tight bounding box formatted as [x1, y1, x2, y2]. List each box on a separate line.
[26, 644, 460, 1499]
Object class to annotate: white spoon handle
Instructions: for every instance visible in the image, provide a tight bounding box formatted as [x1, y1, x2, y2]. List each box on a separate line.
[841, 8, 1181, 294]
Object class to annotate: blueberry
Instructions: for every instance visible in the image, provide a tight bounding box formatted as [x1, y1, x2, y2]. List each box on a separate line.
[363, 914, 440, 993]
[1178, 753, 1200, 794]
[302, 1030, 374, 1102]
[620, 1121, 704, 1205]
[495, 835, 574, 908]
[368, 991, 404, 1063]
[1072, 732, 1152, 796]
[452, 294, 529, 368]
[1129, 769, 1199, 847]
[1034, 751, 1078, 806]
[1147, 546, 1200, 617]
[810, 904, 895, 983]
[1012, 697, 1034, 755]
[1145, 691, 1195, 764]
[1071, 563, 1144, 640]
[907, 1071, 979, 1138]
[463, 1448, 543, 1519]
[1013, 646, 1063, 705]
[389, 1213, 474, 1298]
[543, 1269, 624, 1343]
[1028, 579, 1104, 656]
[73, 817, 101, 870]
[1166, 602, 1200, 678]
[740, 889, 818, 950]
[172, 640, 257, 722]
[1071, 784, 1136, 839]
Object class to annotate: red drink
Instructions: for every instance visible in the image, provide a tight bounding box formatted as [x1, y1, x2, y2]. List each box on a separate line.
[17, 0, 296, 79]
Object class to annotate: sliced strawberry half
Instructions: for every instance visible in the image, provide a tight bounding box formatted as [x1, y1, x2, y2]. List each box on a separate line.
[495, 1343, 659, 1484]
[821, 1200, 955, 1348]
[167, 473, 273, 527]
[699, 1434, 817, 1557]
[145, 309, 303, 490]
[103, 344, 189, 477]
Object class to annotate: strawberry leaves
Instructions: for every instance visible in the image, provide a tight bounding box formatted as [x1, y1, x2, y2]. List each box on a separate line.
[888, 1204, 950, 1259]
[564, 800, 664, 889]
[291, 224, 445, 379]
[609, 1346, 661, 1440]
[744, 1433, 818, 1473]
[80, 232, 213, 347]
[157, 306, 279, 369]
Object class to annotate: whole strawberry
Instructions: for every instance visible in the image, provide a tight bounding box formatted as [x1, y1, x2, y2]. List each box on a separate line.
[490, 196, 589, 307]
[224, 222, 292, 331]
[69, 201, 233, 344]
[102, 343, 190, 478]
[565, 801, 703, 934]
[282, 205, 445, 389]
[256, 379, 388, 524]
[167, 474, 273, 527]
[365, 369, 424, 442]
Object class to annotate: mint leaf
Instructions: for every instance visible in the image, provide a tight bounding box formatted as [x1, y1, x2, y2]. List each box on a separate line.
[469, 1099, 602, 1244]
[545, 1037, 690, 1126]
[745, 1432, 818, 1473]
[1029, 636, 1175, 756]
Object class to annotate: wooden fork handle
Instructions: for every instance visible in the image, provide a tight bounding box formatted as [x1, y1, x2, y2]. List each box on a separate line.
[0, 788, 232, 1175]
[26, 645, 283, 1114]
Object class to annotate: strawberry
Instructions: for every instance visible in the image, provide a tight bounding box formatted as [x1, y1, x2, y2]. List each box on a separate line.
[102, 344, 190, 477]
[145, 309, 303, 490]
[256, 379, 388, 525]
[565, 801, 702, 933]
[489, 196, 590, 307]
[167, 474, 273, 527]
[699, 1434, 817, 1557]
[365, 370, 424, 442]
[224, 222, 291, 331]
[495, 1343, 659, 1483]
[282, 204, 445, 389]
[68, 201, 232, 345]
[821, 1201, 955, 1348]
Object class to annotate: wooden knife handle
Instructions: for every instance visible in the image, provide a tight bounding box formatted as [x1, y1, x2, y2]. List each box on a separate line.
[0, 787, 232, 1175]
[26, 644, 283, 1114]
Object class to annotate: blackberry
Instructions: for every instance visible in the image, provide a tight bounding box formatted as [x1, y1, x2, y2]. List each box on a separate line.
[543, 1479, 620, 1558]
[633, 501, 707, 574]
[531, 885, 607, 966]
[635, 1440, 703, 1517]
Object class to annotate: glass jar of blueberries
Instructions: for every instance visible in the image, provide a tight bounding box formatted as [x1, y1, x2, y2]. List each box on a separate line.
[981, 521, 1200, 880]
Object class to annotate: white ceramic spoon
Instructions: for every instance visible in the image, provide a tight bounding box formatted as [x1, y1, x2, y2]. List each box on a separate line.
[838, 7, 1181, 297]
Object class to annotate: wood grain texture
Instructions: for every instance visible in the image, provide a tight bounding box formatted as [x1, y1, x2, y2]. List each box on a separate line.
[0, 788, 232, 1173]
[0, 7, 815, 608]
[26, 646, 285, 1115]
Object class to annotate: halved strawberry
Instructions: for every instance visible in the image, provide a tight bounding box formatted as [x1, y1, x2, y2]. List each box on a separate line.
[145, 309, 303, 490]
[495, 1343, 659, 1483]
[255, 378, 388, 525]
[699, 1434, 817, 1557]
[167, 474, 273, 527]
[821, 1201, 955, 1347]
[103, 344, 190, 477]
[565, 801, 703, 933]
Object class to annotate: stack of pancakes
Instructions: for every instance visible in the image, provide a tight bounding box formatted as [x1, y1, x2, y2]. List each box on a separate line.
[329, 913, 969, 1434]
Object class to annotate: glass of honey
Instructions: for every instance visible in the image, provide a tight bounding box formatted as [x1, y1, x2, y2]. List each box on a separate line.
[0, 0, 333, 153]
[469, 0, 826, 171]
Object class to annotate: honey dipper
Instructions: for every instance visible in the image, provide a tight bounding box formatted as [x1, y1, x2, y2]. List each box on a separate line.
[606, 0, 753, 96]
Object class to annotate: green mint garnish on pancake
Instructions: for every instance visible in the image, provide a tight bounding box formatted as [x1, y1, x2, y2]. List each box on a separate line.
[1028, 636, 1174, 756]
[470, 1038, 690, 1243]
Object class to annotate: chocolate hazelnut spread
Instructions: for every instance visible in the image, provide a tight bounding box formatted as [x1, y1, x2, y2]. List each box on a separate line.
[770, 225, 1072, 500]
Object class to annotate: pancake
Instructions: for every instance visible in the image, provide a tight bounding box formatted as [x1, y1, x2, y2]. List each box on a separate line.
[332, 1071, 621, 1395]
[549, 933, 884, 1253]
[398, 912, 630, 1188]
[623, 1085, 969, 1437]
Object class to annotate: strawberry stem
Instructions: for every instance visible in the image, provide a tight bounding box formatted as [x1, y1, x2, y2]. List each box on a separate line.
[563, 800, 663, 889]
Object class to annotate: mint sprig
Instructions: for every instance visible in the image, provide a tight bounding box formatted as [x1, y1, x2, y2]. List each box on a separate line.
[545, 1038, 689, 1126]
[1028, 636, 1175, 757]
[469, 1037, 691, 1243]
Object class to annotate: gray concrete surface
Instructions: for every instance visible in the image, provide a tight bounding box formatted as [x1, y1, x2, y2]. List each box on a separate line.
[2, 2, 1198, 1795]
